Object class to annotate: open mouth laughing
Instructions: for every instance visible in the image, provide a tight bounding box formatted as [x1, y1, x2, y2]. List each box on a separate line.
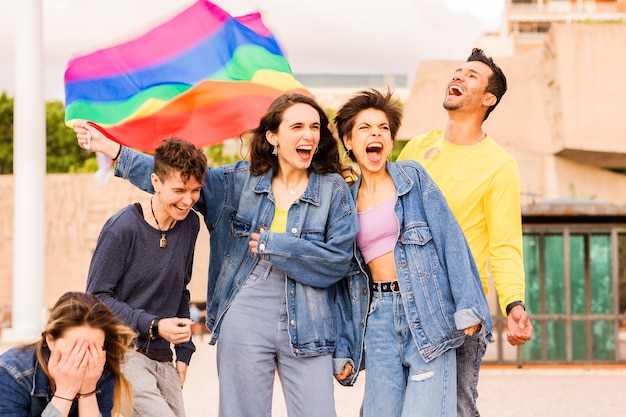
[296, 145, 314, 159]
[365, 142, 384, 163]
[448, 84, 463, 97]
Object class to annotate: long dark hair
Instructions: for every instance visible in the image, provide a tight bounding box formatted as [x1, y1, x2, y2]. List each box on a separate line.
[248, 93, 342, 176]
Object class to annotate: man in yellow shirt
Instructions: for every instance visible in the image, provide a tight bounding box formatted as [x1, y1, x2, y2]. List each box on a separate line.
[398, 48, 533, 417]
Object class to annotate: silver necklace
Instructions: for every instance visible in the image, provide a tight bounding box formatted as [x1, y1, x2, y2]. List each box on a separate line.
[282, 178, 303, 196]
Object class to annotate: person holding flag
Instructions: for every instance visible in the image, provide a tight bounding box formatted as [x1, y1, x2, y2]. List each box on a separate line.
[74, 92, 361, 417]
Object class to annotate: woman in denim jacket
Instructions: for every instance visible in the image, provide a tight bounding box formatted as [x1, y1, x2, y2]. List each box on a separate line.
[75, 94, 359, 417]
[334, 89, 493, 417]
[0, 292, 135, 417]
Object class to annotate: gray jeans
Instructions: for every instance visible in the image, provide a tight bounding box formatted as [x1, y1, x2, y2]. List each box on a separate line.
[456, 326, 488, 417]
[123, 349, 185, 417]
[216, 261, 336, 417]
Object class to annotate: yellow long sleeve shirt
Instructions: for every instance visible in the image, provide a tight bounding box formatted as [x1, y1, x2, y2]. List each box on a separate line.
[398, 129, 525, 315]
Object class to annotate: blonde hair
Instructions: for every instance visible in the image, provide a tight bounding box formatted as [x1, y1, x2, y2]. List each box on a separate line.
[36, 292, 136, 416]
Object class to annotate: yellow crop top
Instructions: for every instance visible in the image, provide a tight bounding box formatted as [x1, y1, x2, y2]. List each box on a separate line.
[270, 205, 288, 233]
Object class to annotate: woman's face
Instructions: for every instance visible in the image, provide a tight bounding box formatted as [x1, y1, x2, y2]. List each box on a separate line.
[45, 325, 107, 384]
[267, 103, 321, 172]
[344, 108, 393, 174]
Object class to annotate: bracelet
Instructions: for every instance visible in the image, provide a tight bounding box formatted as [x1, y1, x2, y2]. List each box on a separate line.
[149, 317, 161, 340]
[53, 394, 74, 402]
[77, 389, 97, 399]
[506, 301, 526, 316]
[112, 144, 122, 161]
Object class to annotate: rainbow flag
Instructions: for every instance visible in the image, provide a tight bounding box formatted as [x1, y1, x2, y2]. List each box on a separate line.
[64, 0, 310, 152]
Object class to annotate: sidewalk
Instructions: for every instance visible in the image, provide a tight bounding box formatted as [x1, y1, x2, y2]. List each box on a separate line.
[184, 337, 626, 417]
[3, 339, 626, 416]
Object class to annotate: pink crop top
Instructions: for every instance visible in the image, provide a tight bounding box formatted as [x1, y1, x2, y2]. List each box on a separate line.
[356, 195, 398, 264]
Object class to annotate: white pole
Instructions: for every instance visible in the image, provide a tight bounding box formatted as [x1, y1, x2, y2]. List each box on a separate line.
[6, 0, 47, 342]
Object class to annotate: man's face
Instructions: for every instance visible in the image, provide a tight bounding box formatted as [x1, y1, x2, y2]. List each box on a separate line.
[443, 60, 494, 113]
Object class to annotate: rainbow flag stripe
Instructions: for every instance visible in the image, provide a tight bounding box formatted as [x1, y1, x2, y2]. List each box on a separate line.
[64, 0, 309, 151]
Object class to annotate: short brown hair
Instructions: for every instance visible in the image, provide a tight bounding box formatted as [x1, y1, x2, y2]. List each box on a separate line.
[334, 89, 403, 162]
[153, 137, 207, 184]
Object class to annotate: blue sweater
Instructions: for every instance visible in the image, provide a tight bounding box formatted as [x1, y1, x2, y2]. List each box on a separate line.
[86, 204, 199, 364]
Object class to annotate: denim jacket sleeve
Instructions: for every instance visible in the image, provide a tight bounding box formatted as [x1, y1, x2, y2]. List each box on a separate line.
[331, 254, 368, 386]
[255, 177, 358, 288]
[115, 146, 231, 233]
[114, 147, 156, 193]
[414, 165, 490, 329]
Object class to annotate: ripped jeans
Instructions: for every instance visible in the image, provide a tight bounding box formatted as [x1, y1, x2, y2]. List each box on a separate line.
[361, 290, 456, 417]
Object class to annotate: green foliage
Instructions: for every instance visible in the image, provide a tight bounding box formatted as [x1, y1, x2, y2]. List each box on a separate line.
[205, 138, 246, 166]
[0, 92, 14, 174]
[391, 139, 408, 161]
[0, 93, 96, 174]
[46, 101, 94, 173]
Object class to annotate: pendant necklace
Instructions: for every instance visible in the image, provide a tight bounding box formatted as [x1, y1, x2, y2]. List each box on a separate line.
[282, 178, 301, 196]
[150, 196, 175, 248]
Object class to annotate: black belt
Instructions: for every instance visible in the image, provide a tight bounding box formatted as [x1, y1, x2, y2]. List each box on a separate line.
[136, 345, 173, 362]
[371, 281, 400, 292]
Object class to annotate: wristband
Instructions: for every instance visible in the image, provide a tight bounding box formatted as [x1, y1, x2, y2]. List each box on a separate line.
[506, 301, 526, 316]
[77, 390, 97, 399]
[53, 394, 74, 402]
[149, 317, 161, 340]
[112, 144, 122, 161]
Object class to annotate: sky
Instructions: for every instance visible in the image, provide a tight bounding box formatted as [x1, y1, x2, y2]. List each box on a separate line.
[0, 0, 505, 100]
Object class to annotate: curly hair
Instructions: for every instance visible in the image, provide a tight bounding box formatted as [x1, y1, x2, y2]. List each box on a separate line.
[248, 93, 343, 176]
[36, 292, 136, 417]
[153, 137, 208, 184]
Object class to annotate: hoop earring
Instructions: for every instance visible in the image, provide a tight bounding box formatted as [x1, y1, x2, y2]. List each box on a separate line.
[272, 145, 278, 156]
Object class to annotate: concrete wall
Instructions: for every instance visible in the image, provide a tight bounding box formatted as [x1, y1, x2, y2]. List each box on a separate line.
[549, 24, 626, 159]
[0, 174, 210, 318]
[397, 23, 626, 206]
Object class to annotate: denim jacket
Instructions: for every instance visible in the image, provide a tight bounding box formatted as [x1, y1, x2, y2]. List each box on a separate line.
[0, 344, 114, 417]
[347, 161, 493, 371]
[115, 148, 358, 357]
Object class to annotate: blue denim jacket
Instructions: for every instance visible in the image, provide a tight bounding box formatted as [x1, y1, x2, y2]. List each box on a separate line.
[347, 161, 493, 371]
[0, 344, 114, 417]
[115, 148, 358, 357]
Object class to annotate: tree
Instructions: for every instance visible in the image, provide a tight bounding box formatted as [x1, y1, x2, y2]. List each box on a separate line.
[0, 93, 94, 174]
[0, 92, 13, 174]
[46, 100, 93, 173]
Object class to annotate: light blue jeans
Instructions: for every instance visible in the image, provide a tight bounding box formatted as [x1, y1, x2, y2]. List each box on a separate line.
[216, 261, 336, 417]
[362, 290, 456, 417]
[456, 326, 487, 417]
[122, 350, 185, 417]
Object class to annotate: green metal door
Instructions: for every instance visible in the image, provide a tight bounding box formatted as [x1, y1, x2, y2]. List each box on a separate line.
[523, 230, 615, 362]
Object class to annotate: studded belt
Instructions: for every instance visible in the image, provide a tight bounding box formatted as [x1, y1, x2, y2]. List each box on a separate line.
[371, 281, 400, 293]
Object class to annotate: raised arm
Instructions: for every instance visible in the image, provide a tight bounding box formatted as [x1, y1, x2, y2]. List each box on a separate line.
[74, 122, 121, 159]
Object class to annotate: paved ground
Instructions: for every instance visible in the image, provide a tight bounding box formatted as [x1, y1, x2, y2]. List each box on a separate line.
[182, 335, 626, 417]
[4, 337, 626, 416]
